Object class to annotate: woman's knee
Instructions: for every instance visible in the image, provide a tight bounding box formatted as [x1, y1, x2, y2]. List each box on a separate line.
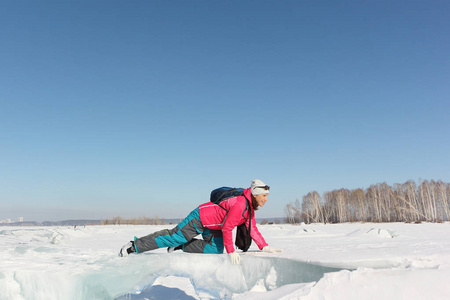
[204, 237, 224, 254]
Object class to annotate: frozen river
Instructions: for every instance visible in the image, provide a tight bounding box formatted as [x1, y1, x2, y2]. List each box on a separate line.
[1, 222, 449, 299]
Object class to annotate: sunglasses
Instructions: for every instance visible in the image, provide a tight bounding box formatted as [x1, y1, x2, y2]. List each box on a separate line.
[255, 185, 270, 191]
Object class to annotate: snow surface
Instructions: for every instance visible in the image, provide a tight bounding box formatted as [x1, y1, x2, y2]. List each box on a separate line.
[1, 222, 450, 299]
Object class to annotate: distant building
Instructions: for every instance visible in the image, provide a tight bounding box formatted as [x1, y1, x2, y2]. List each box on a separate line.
[5, 219, 11, 223]
[19, 217, 24, 222]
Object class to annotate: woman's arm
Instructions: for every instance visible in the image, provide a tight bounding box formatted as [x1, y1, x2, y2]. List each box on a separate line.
[221, 198, 246, 253]
[249, 211, 268, 249]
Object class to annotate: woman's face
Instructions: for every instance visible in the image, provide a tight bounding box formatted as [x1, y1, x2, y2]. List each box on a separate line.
[254, 193, 269, 208]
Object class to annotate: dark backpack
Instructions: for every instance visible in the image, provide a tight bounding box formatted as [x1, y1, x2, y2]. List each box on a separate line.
[210, 187, 244, 210]
[210, 187, 252, 252]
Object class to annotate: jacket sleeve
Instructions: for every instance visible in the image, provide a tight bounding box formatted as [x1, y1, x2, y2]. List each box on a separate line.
[248, 210, 268, 250]
[221, 199, 246, 253]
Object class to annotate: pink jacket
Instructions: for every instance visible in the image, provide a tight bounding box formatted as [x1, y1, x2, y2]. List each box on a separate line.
[198, 188, 268, 253]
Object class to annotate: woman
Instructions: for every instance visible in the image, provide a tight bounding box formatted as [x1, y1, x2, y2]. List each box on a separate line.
[119, 179, 282, 264]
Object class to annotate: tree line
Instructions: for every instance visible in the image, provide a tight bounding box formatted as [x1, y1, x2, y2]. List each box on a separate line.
[101, 216, 165, 225]
[284, 179, 450, 224]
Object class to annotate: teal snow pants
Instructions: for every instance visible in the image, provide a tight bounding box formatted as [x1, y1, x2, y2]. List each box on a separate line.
[133, 208, 224, 254]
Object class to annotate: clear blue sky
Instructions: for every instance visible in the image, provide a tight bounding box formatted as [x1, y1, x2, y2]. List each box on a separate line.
[1, 1, 449, 222]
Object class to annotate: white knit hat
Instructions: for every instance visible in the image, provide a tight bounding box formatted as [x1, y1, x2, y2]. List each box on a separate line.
[251, 179, 270, 195]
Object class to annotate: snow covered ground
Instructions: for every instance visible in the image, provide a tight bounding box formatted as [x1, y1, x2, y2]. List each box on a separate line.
[1, 222, 449, 299]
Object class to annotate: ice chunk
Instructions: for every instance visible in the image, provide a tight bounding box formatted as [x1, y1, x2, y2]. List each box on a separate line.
[249, 279, 267, 292]
[114, 254, 345, 298]
[265, 266, 277, 290]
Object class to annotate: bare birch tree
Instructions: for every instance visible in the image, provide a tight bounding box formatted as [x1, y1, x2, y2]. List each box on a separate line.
[285, 179, 449, 224]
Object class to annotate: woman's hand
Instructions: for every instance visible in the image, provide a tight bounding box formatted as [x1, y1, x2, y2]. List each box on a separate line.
[262, 246, 283, 253]
[229, 252, 241, 264]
